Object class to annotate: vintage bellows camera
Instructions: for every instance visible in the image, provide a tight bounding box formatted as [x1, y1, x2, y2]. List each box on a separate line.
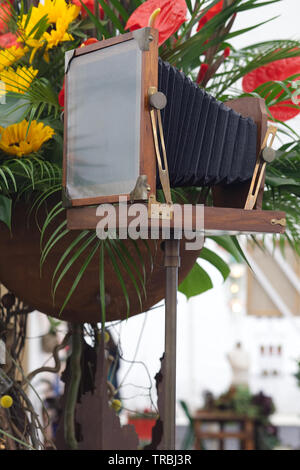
[63, 27, 284, 234]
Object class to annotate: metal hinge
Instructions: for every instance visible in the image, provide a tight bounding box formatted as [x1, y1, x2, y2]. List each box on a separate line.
[62, 187, 72, 208]
[271, 218, 286, 227]
[148, 194, 173, 220]
[130, 175, 151, 202]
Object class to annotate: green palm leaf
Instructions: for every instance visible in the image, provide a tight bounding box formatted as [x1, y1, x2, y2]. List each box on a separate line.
[179, 262, 213, 299]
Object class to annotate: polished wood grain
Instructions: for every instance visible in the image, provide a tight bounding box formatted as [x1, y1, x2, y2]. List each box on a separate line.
[62, 65, 68, 188]
[74, 31, 135, 57]
[67, 204, 286, 235]
[139, 28, 158, 197]
[63, 29, 158, 207]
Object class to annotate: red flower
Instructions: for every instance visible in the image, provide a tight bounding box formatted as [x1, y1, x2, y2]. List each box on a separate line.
[72, 0, 104, 20]
[125, 0, 187, 47]
[0, 2, 12, 35]
[223, 46, 230, 58]
[197, 0, 223, 31]
[58, 80, 65, 109]
[196, 63, 208, 84]
[0, 31, 19, 48]
[81, 37, 98, 47]
[242, 56, 300, 121]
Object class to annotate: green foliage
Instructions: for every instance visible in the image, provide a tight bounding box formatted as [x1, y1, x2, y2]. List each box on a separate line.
[0, 194, 12, 230]
[214, 385, 276, 422]
[179, 262, 213, 298]
[179, 245, 232, 300]
[232, 386, 260, 418]
[207, 40, 300, 100]
[0, 0, 299, 315]
[199, 247, 231, 281]
[47, 315, 61, 334]
[79, 0, 110, 39]
[264, 141, 300, 255]
[162, 0, 281, 69]
[38, 198, 148, 318]
[0, 95, 30, 128]
[99, 241, 106, 326]
[294, 359, 300, 388]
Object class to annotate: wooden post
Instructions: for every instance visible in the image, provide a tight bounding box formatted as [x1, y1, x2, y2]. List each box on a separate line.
[162, 239, 180, 450]
[243, 418, 255, 450]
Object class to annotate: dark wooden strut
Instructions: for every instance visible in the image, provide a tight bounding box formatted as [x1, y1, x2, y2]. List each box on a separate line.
[162, 239, 180, 450]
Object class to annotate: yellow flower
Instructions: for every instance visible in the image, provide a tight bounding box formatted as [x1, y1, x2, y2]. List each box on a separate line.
[0, 395, 13, 408]
[97, 330, 110, 343]
[0, 66, 38, 95]
[19, 0, 80, 61]
[0, 120, 55, 157]
[0, 46, 26, 72]
[43, 17, 74, 49]
[39, 0, 80, 25]
[111, 399, 122, 412]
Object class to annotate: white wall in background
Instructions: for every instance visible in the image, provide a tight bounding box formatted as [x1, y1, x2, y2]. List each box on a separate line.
[115, 236, 300, 424]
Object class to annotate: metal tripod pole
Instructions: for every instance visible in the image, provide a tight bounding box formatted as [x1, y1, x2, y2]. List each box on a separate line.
[162, 238, 180, 450]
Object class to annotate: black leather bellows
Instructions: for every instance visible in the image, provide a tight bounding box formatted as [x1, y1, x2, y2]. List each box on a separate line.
[157, 58, 257, 188]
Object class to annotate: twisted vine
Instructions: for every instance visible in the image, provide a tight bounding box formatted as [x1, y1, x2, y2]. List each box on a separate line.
[64, 324, 82, 450]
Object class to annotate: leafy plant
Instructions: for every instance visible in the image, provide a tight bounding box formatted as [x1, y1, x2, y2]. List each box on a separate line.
[294, 359, 300, 388]
[210, 386, 279, 449]
[0, 0, 299, 316]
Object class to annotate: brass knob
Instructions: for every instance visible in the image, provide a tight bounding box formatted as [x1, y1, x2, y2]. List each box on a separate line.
[149, 91, 167, 110]
[262, 147, 276, 163]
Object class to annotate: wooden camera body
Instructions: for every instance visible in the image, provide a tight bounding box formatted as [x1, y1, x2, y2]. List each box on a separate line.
[63, 28, 285, 237]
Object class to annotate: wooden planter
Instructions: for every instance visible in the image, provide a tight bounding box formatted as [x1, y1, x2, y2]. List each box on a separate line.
[0, 199, 200, 323]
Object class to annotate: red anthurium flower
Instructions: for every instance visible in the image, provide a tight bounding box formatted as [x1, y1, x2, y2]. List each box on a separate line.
[81, 37, 98, 47]
[125, 0, 187, 47]
[0, 32, 19, 48]
[197, 0, 223, 31]
[0, 1, 12, 34]
[58, 80, 65, 109]
[242, 56, 300, 121]
[72, 0, 104, 20]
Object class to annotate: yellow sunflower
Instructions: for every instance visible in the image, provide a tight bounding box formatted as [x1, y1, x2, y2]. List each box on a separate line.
[38, 0, 80, 25]
[0, 46, 26, 72]
[19, 0, 80, 62]
[0, 66, 38, 95]
[43, 17, 74, 49]
[0, 120, 55, 157]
